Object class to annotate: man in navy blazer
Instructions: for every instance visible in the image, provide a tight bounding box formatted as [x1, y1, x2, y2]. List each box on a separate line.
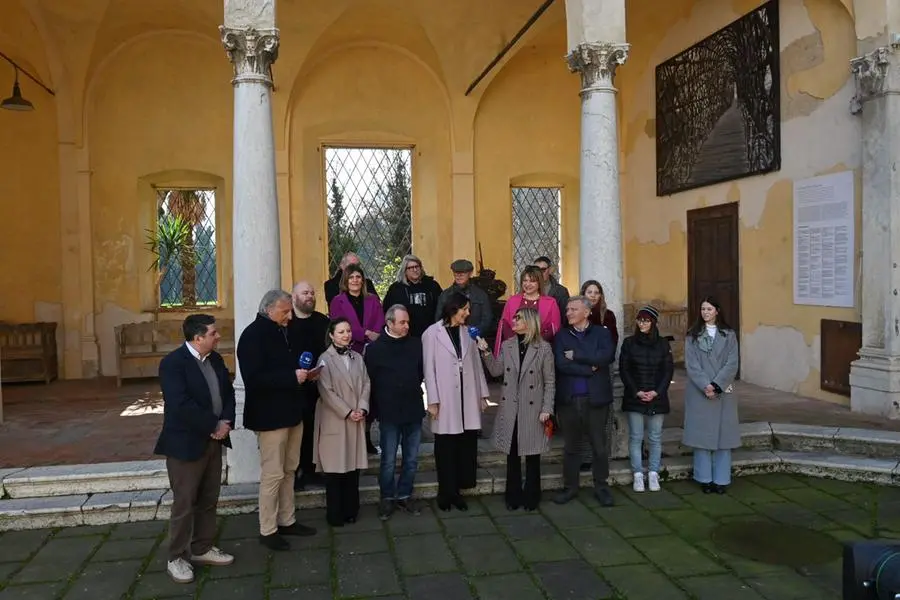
[155, 314, 236, 584]
[552, 296, 616, 508]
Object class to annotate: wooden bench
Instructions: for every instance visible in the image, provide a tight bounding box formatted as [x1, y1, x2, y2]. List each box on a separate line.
[0, 322, 59, 384]
[623, 301, 689, 365]
[115, 319, 235, 386]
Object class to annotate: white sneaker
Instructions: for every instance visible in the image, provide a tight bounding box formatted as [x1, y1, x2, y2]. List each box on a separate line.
[190, 546, 234, 566]
[632, 472, 645, 492]
[167, 558, 194, 584]
[648, 471, 661, 492]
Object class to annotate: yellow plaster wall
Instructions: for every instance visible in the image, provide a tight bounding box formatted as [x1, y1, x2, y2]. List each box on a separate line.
[0, 9, 61, 324]
[620, 0, 861, 403]
[473, 25, 582, 293]
[87, 32, 234, 374]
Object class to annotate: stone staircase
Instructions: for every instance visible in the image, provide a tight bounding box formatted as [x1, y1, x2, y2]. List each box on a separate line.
[1, 422, 899, 531]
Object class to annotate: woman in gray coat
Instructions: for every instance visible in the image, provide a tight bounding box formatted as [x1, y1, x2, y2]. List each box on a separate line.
[682, 297, 739, 494]
[477, 307, 554, 511]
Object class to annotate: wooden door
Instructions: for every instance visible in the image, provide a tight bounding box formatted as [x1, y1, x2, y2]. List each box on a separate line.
[687, 203, 741, 373]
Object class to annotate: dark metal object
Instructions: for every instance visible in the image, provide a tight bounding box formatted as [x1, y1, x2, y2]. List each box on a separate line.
[820, 319, 862, 396]
[464, 0, 555, 96]
[843, 541, 900, 600]
[0, 50, 55, 96]
[655, 0, 780, 196]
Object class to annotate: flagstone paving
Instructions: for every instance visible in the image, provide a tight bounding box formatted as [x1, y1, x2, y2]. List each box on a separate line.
[1, 474, 898, 599]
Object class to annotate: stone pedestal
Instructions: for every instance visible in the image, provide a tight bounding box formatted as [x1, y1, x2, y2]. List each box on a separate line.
[220, 22, 282, 482]
[848, 43, 900, 419]
[566, 41, 629, 345]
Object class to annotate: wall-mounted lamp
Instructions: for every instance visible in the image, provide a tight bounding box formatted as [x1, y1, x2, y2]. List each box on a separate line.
[0, 51, 55, 112]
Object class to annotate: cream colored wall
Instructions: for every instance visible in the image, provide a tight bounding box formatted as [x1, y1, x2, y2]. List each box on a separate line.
[620, 0, 861, 403]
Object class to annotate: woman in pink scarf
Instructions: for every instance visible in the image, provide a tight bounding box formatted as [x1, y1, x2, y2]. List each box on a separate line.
[494, 266, 561, 356]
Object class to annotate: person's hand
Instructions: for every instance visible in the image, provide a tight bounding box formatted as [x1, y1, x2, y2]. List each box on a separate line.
[646, 391, 658, 400]
[704, 384, 716, 398]
[211, 420, 231, 440]
[350, 409, 364, 422]
[365, 330, 380, 341]
[307, 368, 321, 382]
[427, 404, 439, 420]
[475, 336, 489, 352]
[296, 369, 309, 384]
[564, 350, 574, 360]
[480, 398, 489, 412]
[539, 412, 550, 423]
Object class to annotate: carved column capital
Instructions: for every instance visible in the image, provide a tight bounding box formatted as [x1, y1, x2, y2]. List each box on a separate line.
[850, 45, 897, 114]
[566, 42, 630, 92]
[220, 26, 279, 86]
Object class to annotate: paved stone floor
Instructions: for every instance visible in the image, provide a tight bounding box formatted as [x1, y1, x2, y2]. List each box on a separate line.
[3, 372, 900, 468]
[1, 474, 898, 599]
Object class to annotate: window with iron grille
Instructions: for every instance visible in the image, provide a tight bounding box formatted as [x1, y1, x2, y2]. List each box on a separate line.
[324, 147, 412, 298]
[512, 187, 562, 284]
[154, 188, 218, 308]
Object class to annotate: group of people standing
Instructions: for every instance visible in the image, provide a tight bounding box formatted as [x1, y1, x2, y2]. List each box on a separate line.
[153, 249, 741, 584]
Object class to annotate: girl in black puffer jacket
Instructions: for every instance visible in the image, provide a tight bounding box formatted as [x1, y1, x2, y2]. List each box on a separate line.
[619, 306, 674, 493]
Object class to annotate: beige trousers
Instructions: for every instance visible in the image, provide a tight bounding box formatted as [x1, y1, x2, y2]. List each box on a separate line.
[257, 423, 303, 536]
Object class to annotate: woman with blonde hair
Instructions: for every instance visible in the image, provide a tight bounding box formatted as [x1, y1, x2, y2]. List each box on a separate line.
[382, 254, 443, 338]
[494, 266, 561, 355]
[314, 318, 370, 526]
[477, 307, 554, 511]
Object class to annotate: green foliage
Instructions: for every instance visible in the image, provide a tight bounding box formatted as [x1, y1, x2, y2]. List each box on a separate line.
[327, 178, 356, 274]
[144, 214, 194, 273]
[374, 256, 402, 299]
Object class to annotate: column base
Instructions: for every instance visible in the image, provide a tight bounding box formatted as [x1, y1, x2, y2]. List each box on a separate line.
[849, 350, 900, 419]
[223, 387, 261, 484]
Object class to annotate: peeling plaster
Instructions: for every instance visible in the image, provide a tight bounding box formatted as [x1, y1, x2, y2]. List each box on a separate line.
[94, 302, 152, 376]
[742, 325, 818, 393]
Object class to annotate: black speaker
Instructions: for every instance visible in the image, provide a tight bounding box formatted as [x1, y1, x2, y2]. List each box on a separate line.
[843, 541, 900, 600]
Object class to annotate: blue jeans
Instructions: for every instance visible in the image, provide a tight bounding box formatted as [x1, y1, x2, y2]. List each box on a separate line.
[692, 449, 732, 486]
[379, 421, 422, 500]
[626, 412, 664, 474]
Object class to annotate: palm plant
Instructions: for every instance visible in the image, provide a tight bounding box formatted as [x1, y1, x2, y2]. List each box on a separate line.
[144, 190, 207, 306]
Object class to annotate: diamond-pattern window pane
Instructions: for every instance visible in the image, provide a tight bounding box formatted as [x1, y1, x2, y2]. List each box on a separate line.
[156, 189, 217, 307]
[512, 187, 561, 284]
[325, 147, 413, 298]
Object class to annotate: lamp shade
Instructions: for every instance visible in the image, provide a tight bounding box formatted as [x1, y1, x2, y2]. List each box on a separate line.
[1, 80, 33, 111]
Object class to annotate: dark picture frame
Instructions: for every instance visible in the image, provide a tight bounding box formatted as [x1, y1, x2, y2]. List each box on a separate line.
[655, 0, 781, 196]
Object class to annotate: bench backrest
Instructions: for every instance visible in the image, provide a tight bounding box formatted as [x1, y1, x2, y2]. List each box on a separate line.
[0, 322, 57, 350]
[116, 318, 235, 355]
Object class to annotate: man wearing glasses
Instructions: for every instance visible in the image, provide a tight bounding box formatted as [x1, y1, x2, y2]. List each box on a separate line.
[533, 256, 570, 317]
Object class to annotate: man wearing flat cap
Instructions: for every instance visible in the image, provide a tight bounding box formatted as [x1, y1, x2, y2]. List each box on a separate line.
[435, 259, 493, 336]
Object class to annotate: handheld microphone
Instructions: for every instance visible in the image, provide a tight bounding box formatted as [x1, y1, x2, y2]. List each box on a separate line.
[298, 351, 314, 370]
[468, 326, 480, 340]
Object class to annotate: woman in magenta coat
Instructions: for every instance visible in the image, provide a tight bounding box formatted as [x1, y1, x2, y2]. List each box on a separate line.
[328, 265, 385, 355]
[494, 265, 561, 356]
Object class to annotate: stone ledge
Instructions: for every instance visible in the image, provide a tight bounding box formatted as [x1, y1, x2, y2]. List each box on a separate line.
[778, 451, 899, 486]
[3, 460, 169, 499]
[771, 423, 839, 452]
[832, 427, 900, 459]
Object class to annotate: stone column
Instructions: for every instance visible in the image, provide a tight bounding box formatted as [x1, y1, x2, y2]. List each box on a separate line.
[567, 42, 630, 459]
[849, 42, 900, 419]
[220, 0, 282, 482]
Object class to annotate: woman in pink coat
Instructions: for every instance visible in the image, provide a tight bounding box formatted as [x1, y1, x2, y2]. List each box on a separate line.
[422, 291, 490, 512]
[495, 265, 561, 355]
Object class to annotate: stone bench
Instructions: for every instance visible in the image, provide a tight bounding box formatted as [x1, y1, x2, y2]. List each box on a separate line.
[0, 322, 58, 384]
[115, 319, 235, 386]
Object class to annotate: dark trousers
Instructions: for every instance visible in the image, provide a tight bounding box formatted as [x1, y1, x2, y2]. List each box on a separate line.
[324, 470, 360, 526]
[165, 440, 222, 561]
[434, 430, 478, 502]
[299, 406, 316, 474]
[506, 423, 541, 509]
[558, 396, 610, 492]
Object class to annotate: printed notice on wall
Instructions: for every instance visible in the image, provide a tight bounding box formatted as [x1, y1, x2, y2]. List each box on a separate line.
[793, 171, 855, 307]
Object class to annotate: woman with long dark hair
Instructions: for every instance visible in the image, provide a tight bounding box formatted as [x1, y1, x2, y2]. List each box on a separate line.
[619, 305, 674, 493]
[314, 318, 370, 526]
[580, 280, 618, 347]
[682, 297, 740, 494]
[422, 292, 490, 511]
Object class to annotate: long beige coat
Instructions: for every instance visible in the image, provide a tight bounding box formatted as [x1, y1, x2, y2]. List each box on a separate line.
[313, 346, 370, 474]
[482, 338, 555, 456]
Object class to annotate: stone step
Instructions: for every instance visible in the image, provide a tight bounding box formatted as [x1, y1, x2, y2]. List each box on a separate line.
[1, 448, 898, 531]
[4, 421, 899, 500]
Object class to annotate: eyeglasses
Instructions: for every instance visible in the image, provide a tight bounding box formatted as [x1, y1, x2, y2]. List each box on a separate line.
[406, 264, 421, 270]
[636, 318, 651, 324]
[513, 314, 523, 321]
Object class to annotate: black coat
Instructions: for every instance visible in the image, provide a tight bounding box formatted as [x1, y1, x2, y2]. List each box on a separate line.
[154, 345, 236, 461]
[382, 276, 443, 337]
[238, 314, 304, 432]
[553, 324, 616, 407]
[288, 311, 330, 405]
[324, 268, 378, 308]
[619, 332, 674, 415]
[363, 332, 426, 424]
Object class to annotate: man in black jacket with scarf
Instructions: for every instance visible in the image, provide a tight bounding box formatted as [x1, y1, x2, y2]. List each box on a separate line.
[364, 304, 425, 521]
[553, 295, 617, 507]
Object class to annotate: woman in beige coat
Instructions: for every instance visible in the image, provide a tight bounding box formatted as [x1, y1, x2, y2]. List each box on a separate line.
[314, 318, 370, 527]
[477, 307, 554, 511]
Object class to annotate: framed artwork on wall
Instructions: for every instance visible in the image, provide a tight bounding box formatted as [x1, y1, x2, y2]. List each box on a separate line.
[655, 0, 781, 196]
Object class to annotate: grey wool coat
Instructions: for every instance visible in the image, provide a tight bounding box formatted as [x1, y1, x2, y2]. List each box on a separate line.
[314, 346, 370, 474]
[681, 329, 741, 450]
[481, 338, 555, 456]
